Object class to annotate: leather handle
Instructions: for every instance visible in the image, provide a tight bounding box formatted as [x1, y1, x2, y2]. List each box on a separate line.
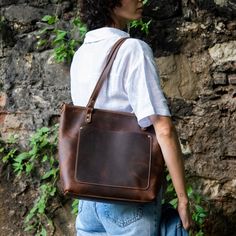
[85, 37, 129, 123]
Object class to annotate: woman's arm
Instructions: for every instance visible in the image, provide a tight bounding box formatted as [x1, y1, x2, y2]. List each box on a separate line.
[149, 115, 192, 230]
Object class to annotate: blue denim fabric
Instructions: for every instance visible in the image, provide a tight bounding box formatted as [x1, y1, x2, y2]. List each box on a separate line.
[159, 203, 189, 236]
[76, 191, 162, 236]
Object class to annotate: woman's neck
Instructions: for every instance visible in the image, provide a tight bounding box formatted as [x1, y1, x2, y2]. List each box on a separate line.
[111, 15, 128, 30]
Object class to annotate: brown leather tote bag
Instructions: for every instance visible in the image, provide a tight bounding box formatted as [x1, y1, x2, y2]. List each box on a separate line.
[58, 38, 164, 203]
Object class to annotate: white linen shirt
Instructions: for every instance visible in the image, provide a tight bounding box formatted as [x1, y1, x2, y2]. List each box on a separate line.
[70, 27, 170, 127]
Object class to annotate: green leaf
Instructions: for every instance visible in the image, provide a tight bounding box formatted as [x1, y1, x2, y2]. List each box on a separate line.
[166, 174, 171, 181]
[26, 163, 34, 174]
[49, 186, 57, 196]
[25, 204, 38, 223]
[42, 155, 48, 162]
[49, 156, 55, 165]
[40, 138, 49, 148]
[166, 184, 174, 193]
[169, 198, 178, 208]
[2, 156, 8, 163]
[194, 194, 201, 204]
[42, 15, 58, 25]
[15, 152, 30, 162]
[40, 184, 48, 191]
[40, 227, 47, 236]
[195, 205, 204, 212]
[199, 212, 207, 218]
[24, 224, 35, 232]
[130, 19, 151, 35]
[2, 148, 17, 163]
[38, 27, 50, 35]
[42, 170, 54, 180]
[12, 162, 23, 172]
[195, 230, 204, 236]
[37, 199, 46, 214]
[71, 199, 79, 215]
[187, 186, 193, 196]
[72, 18, 82, 26]
[29, 145, 38, 155]
[40, 127, 50, 133]
[53, 30, 67, 44]
[42, 15, 52, 21]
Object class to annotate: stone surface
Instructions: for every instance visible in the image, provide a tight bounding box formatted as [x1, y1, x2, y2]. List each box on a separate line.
[209, 41, 236, 64]
[0, 93, 7, 107]
[213, 72, 228, 85]
[214, 0, 229, 7]
[144, 0, 181, 19]
[0, 0, 16, 6]
[3, 5, 52, 24]
[0, 1, 236, 236]
[228, 74, 236, 84]
[157, 54, 200, 99]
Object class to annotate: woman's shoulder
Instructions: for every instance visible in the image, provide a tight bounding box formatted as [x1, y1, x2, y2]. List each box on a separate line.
[120, 37, 153, 55]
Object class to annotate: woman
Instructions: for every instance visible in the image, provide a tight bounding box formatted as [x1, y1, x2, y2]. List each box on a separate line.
[70, 0, 192, 235]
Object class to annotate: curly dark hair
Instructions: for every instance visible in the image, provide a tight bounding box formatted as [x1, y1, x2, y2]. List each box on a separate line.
[78, 0, 122, 31]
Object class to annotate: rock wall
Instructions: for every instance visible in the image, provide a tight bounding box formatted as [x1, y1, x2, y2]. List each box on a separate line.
[0, 0, 235, 235]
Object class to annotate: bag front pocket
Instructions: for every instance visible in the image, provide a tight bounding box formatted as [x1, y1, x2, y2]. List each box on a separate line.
[75, 126, 152, 190]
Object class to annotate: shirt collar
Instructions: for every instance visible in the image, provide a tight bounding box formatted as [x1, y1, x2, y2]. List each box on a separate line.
[84, 27, 130, 43]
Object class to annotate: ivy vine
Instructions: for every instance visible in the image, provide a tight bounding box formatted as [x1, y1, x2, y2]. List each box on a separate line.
[0, 126, 78, 236]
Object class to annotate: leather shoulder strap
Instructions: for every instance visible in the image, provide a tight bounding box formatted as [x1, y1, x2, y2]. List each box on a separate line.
[85, 37, 129, 122]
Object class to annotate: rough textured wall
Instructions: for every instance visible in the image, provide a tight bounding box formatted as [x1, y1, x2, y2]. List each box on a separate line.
[0, 0, 235, 235]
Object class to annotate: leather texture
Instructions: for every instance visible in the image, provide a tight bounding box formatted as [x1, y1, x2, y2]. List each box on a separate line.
[58, 38, 164, 203]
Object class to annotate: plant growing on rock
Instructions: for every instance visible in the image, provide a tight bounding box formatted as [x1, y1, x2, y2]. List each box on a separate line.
[0, 126, 59, 236]
[0, 134, 18, 164]
[36, 15, 87, 63]
[164, 173, 207, 236]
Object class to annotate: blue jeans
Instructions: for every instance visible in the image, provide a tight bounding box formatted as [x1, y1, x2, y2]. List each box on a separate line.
[76, 191, 162, 236]
[160, 203, 189, 236]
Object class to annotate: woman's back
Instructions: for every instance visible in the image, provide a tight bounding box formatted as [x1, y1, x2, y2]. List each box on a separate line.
[70, 27, 170, 127]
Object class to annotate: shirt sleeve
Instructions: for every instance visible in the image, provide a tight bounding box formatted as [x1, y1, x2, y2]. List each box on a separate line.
[124, 39, 171, 127]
